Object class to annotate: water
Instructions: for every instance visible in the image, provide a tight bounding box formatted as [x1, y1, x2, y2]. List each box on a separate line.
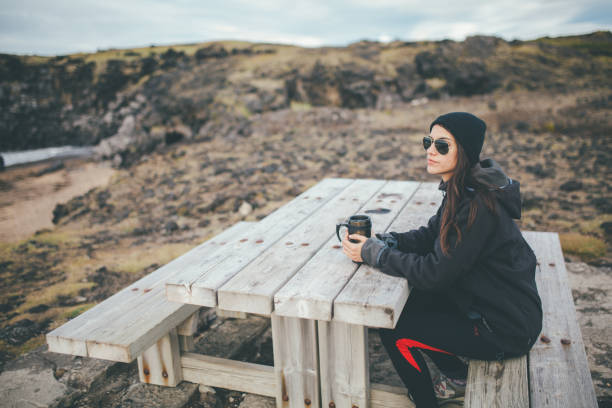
[0, 146, 95, 167]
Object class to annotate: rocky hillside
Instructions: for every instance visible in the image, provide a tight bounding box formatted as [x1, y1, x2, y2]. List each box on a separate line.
[1, 31, 610, 155]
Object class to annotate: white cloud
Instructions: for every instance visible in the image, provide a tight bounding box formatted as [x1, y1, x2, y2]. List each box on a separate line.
[378, 34, 393, 43]
[399, 0, 608, 41]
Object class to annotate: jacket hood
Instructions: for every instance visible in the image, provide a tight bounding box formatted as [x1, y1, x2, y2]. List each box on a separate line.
[438, 159, 523, 219]
[471, 158, 522, 219]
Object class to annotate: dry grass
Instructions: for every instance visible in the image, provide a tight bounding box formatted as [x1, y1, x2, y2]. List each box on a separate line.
[15, 282, 95, 315]
[95, 242, 195, 275]
[560, 233, 607, 262]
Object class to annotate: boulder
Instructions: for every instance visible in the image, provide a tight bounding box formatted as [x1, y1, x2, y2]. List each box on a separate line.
[238, 394, 275, 408]
[0, 345, 115, 408]
[120, 382, 199, 408]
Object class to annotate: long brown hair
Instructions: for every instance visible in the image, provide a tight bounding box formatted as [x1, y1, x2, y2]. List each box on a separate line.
[439, 143, 497, 256]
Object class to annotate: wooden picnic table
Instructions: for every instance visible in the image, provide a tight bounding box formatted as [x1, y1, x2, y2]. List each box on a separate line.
[47, 177, 598, 408]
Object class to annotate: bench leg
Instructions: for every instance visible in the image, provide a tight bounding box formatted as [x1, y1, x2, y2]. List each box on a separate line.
[137, 328, 183, 386]
[177, 310, 201, 352]
[271, 313, 320, 408]
[318, 320, 370, 408]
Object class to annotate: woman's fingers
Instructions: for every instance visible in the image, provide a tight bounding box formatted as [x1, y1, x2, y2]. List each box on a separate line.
[348, 234, 367, 243]
[342, 233, 365, 262]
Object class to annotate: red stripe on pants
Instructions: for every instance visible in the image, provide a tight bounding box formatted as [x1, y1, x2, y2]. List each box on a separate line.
[395, 338, 454, 372]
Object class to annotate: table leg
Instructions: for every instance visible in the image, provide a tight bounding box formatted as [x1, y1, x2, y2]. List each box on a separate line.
[137, 327, 183, 386]
[271, 313, 320, 408]
[318, 320, 370, 408]
[177, 310, 200, 352]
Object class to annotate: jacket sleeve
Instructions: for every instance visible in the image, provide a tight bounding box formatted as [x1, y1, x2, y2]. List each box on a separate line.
[377, 197, 496, 290]
[388, 210, 439, 255]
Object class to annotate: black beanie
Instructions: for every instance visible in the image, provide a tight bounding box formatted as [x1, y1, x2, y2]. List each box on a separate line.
[429, 112, 486, 165]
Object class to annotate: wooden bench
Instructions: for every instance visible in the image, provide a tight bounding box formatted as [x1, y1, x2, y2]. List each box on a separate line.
[464, 231, 598, 408]
[46, 178, 597, 407]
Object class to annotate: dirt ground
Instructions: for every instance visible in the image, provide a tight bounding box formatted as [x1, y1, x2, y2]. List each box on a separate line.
[0, 159, 115, 242]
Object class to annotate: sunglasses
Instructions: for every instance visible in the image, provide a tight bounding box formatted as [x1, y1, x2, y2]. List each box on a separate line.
[422, 136, 450, 155]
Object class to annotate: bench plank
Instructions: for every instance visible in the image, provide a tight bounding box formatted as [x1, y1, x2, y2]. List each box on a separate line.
[523, 231, 598, 408]
[217, 179, 387, 315]
[333, 182, 443, 328]
[166, 177, 354, 306]
[46, 221, 254, 362]
[465, 357, 528, 408]
[274, 180, 420, 321]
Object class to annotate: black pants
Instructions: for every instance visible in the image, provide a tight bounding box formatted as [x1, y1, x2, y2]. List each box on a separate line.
[378, 290, 502, 408]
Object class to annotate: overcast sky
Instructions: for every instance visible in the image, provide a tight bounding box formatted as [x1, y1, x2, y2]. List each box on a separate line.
[1, 0, 611, 56]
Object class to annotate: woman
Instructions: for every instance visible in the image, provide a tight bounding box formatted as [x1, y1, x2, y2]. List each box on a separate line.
[342, 112, 542, 407]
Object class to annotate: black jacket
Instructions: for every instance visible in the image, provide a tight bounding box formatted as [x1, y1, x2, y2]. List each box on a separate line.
[361, 159, 542, 355]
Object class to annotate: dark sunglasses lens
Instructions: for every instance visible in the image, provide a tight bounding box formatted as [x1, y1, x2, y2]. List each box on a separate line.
[422, 137, 432, 150]
[435, 140, 449, 155]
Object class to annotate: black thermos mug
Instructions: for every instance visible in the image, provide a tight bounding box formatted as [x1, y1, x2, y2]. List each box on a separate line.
[336, 214, 372, 243]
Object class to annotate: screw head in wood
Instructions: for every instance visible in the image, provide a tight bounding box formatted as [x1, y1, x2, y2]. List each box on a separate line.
[282, 395, 289, 402]
[561, 338, 571, 345]
[540, 335, 551, 343]
[162, 370, 168, 378]
[305, 398, 311, 405]
[329, 403, 335, 408]
[143, 368, 150, 375]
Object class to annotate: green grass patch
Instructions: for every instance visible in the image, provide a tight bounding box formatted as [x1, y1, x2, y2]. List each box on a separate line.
[32, 230, 78, 246]
[62, 303, 96, 320]
[16, 282, 95, 314]
[290, 101, 312, 111]
[0, 334, 46, 359]
[560, 232, 606, 262]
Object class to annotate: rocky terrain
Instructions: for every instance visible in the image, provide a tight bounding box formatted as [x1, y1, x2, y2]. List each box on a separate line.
[0, 31, 611, 405]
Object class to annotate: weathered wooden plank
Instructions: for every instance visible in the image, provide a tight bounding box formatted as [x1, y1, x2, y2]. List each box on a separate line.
[216, 308, 247, 319]
[181, 353, 276, 398]
[217, 179, 387, 315]
[333, 182, 442, 328]
[465, 357, 528, 408]
[370, 383, 414, 408]
[522, 231, 598, 408]
[137, 328, 182, 387]
[271, 313, 319, 408]
[319, 320, 370, 408]
[85, 293, 199, 362]
[166, 178, 354, 306]
[274, 180, 420, 321]
[46, 222, 253, 362]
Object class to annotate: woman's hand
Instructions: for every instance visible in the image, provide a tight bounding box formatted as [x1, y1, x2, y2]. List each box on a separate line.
[342, 231, 367, 263]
